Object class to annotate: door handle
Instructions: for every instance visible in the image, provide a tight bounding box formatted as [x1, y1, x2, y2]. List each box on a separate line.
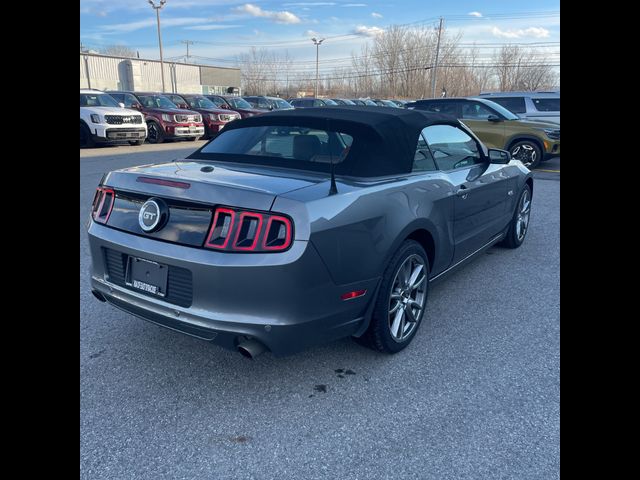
[456, 185, 471, 198]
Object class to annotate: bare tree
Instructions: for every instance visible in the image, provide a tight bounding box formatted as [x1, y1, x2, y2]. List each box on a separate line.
[100, 45, 137, 58]
[492, 45, 557, 91]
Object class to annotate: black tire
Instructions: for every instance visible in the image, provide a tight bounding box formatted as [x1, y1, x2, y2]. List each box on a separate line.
[128, 140, 143, 146]
[500, 183, 532, 249]
[509, 140, 542, 169]
[356, 240, 430, 353]
[80, 122, 94, 148]
[146, 121, 164, 144]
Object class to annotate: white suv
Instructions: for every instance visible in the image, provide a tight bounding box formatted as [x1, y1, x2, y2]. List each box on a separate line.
[80, 89, 147, 147]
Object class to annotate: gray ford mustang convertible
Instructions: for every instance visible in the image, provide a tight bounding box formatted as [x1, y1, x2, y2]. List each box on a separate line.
[88, 106, 533, 358]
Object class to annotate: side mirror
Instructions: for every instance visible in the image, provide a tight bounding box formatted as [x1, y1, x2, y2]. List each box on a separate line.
[118, 102, 125, 109]
[132, 102, 143, 110]
[487, 114, 502, 122]
[178, 103, 189, 109]
[269, 105, 274, 111]
[488, 148, 511, 164]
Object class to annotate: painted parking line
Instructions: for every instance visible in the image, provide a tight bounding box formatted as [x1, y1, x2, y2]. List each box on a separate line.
[534, 169, 560, 173]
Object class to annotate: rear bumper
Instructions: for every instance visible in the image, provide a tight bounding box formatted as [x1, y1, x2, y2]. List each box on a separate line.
[88, 222, 378, 356]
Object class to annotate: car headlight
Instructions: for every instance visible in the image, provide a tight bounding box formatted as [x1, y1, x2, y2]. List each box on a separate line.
[542, 128, 560, 140]
[209, 114, 219, 121]
[90, 114, 101, 123]
[161, 114, 172, 122]
[195, 115, 202, 123]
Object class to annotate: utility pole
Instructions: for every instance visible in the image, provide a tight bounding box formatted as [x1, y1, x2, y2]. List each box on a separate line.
[430, 17, 443, 98]
[311, 37, 324, 97]
[148, 0, 167, 93]
[180, 40, 194, 63]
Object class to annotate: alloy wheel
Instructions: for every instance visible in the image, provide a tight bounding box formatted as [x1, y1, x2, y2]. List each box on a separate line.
[516, 189, 531, 241]
[511, 143, 537, 167]
[388, 254, 427, 342]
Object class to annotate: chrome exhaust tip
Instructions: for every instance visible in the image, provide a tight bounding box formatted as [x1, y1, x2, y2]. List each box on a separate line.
[237, 339, 267, 359]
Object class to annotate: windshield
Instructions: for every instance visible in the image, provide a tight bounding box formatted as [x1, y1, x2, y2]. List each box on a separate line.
[364, 100, 377, 106]
[80, 93, 120, 108]
[194, 125, 353, 173]
[274, 98, 293, 109]
[479, 99, 520, 120]
[137, 95, 178, 109]
[323, 99, 338, 106]
[226, 97, 253, 109]
[186, 96, 218, 109]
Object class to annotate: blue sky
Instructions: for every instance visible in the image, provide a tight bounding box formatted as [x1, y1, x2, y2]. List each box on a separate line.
[80, 0, 559, 73]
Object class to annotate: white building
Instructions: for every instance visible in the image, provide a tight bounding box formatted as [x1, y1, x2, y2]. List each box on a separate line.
[80, 53, 241, 95]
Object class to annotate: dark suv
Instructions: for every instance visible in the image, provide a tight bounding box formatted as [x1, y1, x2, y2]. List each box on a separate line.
[289, 98, 338, 108]
[204, 95, 267, 119]
[407, 97, 560, 169]
[165, 93, 241, 138]
[107, 91, 205, 144]
[242, 96, 294, 111]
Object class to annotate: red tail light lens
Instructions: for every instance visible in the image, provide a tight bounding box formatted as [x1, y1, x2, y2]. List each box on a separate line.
[91, 187, 115, 224]
[204, 207, 293, 253]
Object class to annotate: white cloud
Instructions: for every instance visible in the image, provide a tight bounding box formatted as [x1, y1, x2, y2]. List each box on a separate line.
[468, 11, 482, 18]
[283, 2, 337, 5]
[491, 26, 550, 39]
[185, 24, 244, 31]
[305, 29, 320, 37]
[97, 17, 208, 34]
[371, 12, 383, 18]
[235, 4, 301, 24]
[354, 25, 384, 37]
[342, 3, 367, 7]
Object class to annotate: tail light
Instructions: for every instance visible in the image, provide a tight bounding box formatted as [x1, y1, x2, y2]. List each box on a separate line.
[91, 186, 115, 224]
[204, 207, 293, 253]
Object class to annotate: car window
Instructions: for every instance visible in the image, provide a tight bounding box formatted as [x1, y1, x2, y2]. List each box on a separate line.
[258, 99, 270, 109]
[532, 98, 560, 112]
[313, 100, 324, 107]
[413, 134, 437, 172]
[421, 125, 482, 171]
[417, 102, 457, 115]
[461, 102, 495, 120]
[489, 97, 526, 114]
[209, 96, 226, 108]
[122, 93, 138, 108]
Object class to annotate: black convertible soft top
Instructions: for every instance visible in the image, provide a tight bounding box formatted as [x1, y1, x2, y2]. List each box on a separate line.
[191, 106, 460, 177]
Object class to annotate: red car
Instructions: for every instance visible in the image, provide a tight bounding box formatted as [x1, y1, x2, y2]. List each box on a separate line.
[107, 91, 205, 144]
[204, 95, 268, 119]
[165, 94, 241, 139]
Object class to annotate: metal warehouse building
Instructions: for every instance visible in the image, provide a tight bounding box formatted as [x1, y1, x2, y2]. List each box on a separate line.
[80, 53, 241, 95]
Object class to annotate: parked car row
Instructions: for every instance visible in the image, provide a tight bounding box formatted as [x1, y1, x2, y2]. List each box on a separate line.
[82, 89, 559, 169]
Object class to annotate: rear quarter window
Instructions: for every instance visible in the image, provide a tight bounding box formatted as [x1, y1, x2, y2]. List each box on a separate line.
[532, 98, 560, 112]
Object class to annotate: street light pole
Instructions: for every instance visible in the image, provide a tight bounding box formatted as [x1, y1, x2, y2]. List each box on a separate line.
[311, 37, 324, 98]
[149, 0, 167, 93]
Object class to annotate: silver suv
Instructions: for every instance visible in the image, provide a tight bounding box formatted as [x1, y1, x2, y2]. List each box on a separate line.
[479, 91, 560, 125]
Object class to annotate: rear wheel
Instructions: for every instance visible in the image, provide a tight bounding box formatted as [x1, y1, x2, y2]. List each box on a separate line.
[357, 240, 429, 353]
[80, 122, 94, 148]
[500, 184, 532, 249]
[509, 140, 541, 169]
[146, 121, 164, 144]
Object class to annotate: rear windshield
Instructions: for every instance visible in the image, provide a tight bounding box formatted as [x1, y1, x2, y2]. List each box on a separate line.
[533, 98, 560, 112]
[193, 126, 354, 173]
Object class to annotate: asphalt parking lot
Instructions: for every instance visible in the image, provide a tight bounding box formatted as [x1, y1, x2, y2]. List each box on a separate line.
[80, 143, 559, 480]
